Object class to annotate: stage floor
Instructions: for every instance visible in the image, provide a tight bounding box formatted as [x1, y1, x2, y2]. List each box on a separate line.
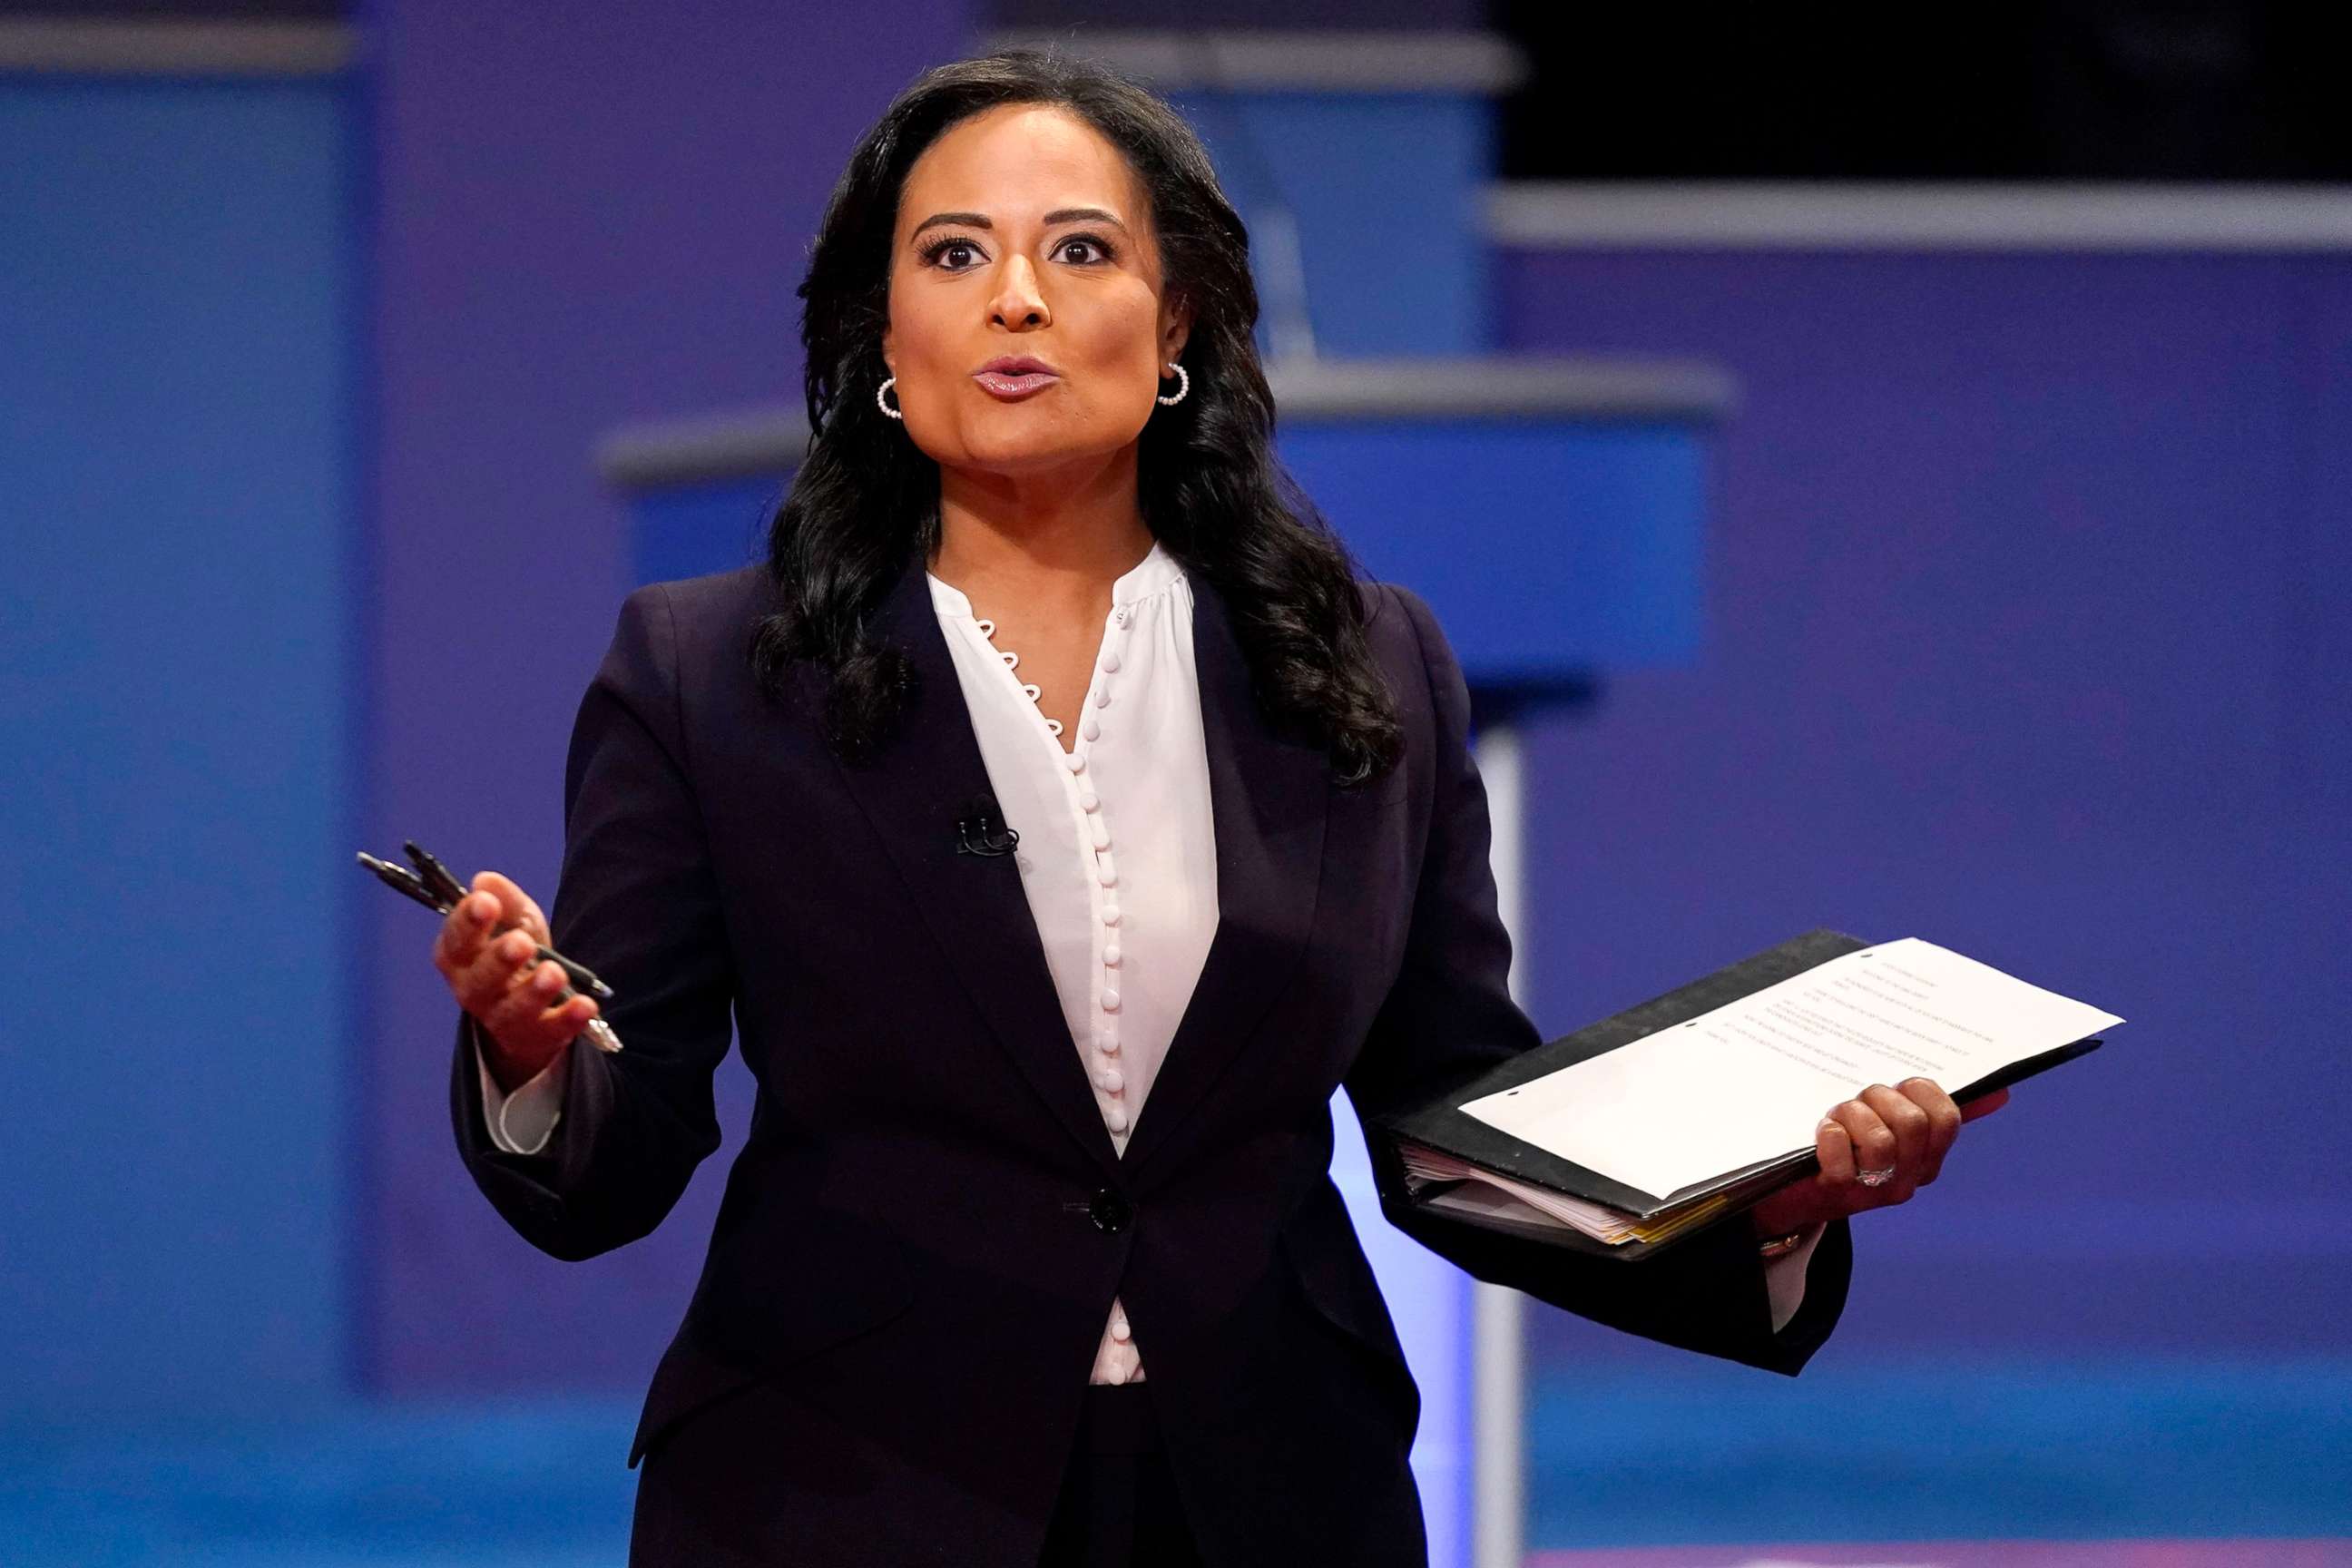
[3, 1354, 2346, 1566]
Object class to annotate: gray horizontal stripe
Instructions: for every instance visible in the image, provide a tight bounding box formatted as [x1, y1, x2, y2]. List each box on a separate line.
[1265, 356, 1736, 424]
[0, 20, 352, 75]
[1486, 181, 2352, 253]
[594, 357, 1736, 491]
[976, 28, 1527, 94]
[594, 404, 814, 492]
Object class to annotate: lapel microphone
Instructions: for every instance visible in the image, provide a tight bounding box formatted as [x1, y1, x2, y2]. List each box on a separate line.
[954, 794, 1021, 858]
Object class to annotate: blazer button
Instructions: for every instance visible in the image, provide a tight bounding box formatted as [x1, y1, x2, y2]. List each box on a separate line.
[1089, 1188, 1132, 1234]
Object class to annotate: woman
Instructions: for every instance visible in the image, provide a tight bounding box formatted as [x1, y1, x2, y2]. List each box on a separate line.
[434, 47, 2007, 1568]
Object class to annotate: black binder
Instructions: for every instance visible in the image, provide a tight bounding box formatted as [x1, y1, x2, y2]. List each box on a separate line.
[1371, 928, 2109, 1264]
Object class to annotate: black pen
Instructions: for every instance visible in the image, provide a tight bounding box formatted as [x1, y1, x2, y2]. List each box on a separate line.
[357, 844, 624, 1055]
[407, 841, 616, 1003]
[357, 849, 615, 1001]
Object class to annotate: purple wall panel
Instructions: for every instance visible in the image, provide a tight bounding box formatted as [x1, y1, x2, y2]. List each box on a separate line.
[2283, 260, 2352, 824]
[361, 3, 976, 1392]
[1497, 250, 2352, 1355]
[996, 0, 1483, 23]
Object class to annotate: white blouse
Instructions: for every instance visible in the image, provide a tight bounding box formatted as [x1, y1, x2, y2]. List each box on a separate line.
[924, 535, 1213, 1383]
[475, 537, 1822, 1378]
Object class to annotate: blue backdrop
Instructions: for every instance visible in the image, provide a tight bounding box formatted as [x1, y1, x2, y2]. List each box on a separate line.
[1, 75, 360, 1418]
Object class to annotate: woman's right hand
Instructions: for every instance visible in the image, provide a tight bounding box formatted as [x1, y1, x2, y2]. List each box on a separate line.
[434, 868, 600, 1093]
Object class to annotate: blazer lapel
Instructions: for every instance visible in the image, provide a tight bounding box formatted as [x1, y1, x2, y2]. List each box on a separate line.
[810, 546, 1122, 1175]
[1118, 570, 1328, 1183]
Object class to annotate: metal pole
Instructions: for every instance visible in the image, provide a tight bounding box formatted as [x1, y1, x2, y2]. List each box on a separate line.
[1470, 722, 1526, 1568]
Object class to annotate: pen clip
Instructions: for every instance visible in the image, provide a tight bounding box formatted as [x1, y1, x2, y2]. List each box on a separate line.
[356, 851, 445, 913]
[404, 840, 469, 909]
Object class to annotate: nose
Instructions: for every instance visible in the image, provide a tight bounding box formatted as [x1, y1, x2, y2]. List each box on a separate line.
[989, 252, 1049, 330]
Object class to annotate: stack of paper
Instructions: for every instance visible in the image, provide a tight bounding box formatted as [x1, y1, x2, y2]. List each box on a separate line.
[1376, 931, 2122, 1262]
[1396, 1142, 1740, 1245]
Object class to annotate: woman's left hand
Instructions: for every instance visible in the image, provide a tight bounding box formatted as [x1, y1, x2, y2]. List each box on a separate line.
[1748, 1079, 2012, 1240]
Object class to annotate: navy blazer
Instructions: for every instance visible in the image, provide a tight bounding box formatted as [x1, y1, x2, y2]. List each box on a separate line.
[451, 544, 1853, 1567]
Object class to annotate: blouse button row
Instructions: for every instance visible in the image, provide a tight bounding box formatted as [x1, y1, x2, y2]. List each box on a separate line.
[1082, 610, 1128, 748]
[1088, 629, 1119, 891]
[1096, 835, 1122, 1132]
[1092, 622, 1125, 1137]
[1089, 625, 1115, 872]
[1093, 752, 1123, 1135]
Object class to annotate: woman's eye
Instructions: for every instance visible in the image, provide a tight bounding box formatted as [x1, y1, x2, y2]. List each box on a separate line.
[925, 238, 982, 270]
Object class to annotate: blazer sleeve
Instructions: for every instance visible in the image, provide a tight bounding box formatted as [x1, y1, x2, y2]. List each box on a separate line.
[1340, 583, 1852, 1377]
[449, 581, 739, 1262]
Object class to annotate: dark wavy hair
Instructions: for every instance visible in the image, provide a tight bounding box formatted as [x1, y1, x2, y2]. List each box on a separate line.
[748, 45, 1403, 786]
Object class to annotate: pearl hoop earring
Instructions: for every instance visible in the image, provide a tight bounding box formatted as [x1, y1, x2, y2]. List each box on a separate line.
[877, 375, 903, 421]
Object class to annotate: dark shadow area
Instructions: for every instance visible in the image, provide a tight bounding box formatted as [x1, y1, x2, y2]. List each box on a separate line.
[1496, 0, 2350, 181]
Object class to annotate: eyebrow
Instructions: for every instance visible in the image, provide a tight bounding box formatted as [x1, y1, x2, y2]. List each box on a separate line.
[909, 207, 1131, 240]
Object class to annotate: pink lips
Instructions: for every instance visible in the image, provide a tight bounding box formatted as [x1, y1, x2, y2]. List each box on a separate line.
[973, 356, 1062, 401]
